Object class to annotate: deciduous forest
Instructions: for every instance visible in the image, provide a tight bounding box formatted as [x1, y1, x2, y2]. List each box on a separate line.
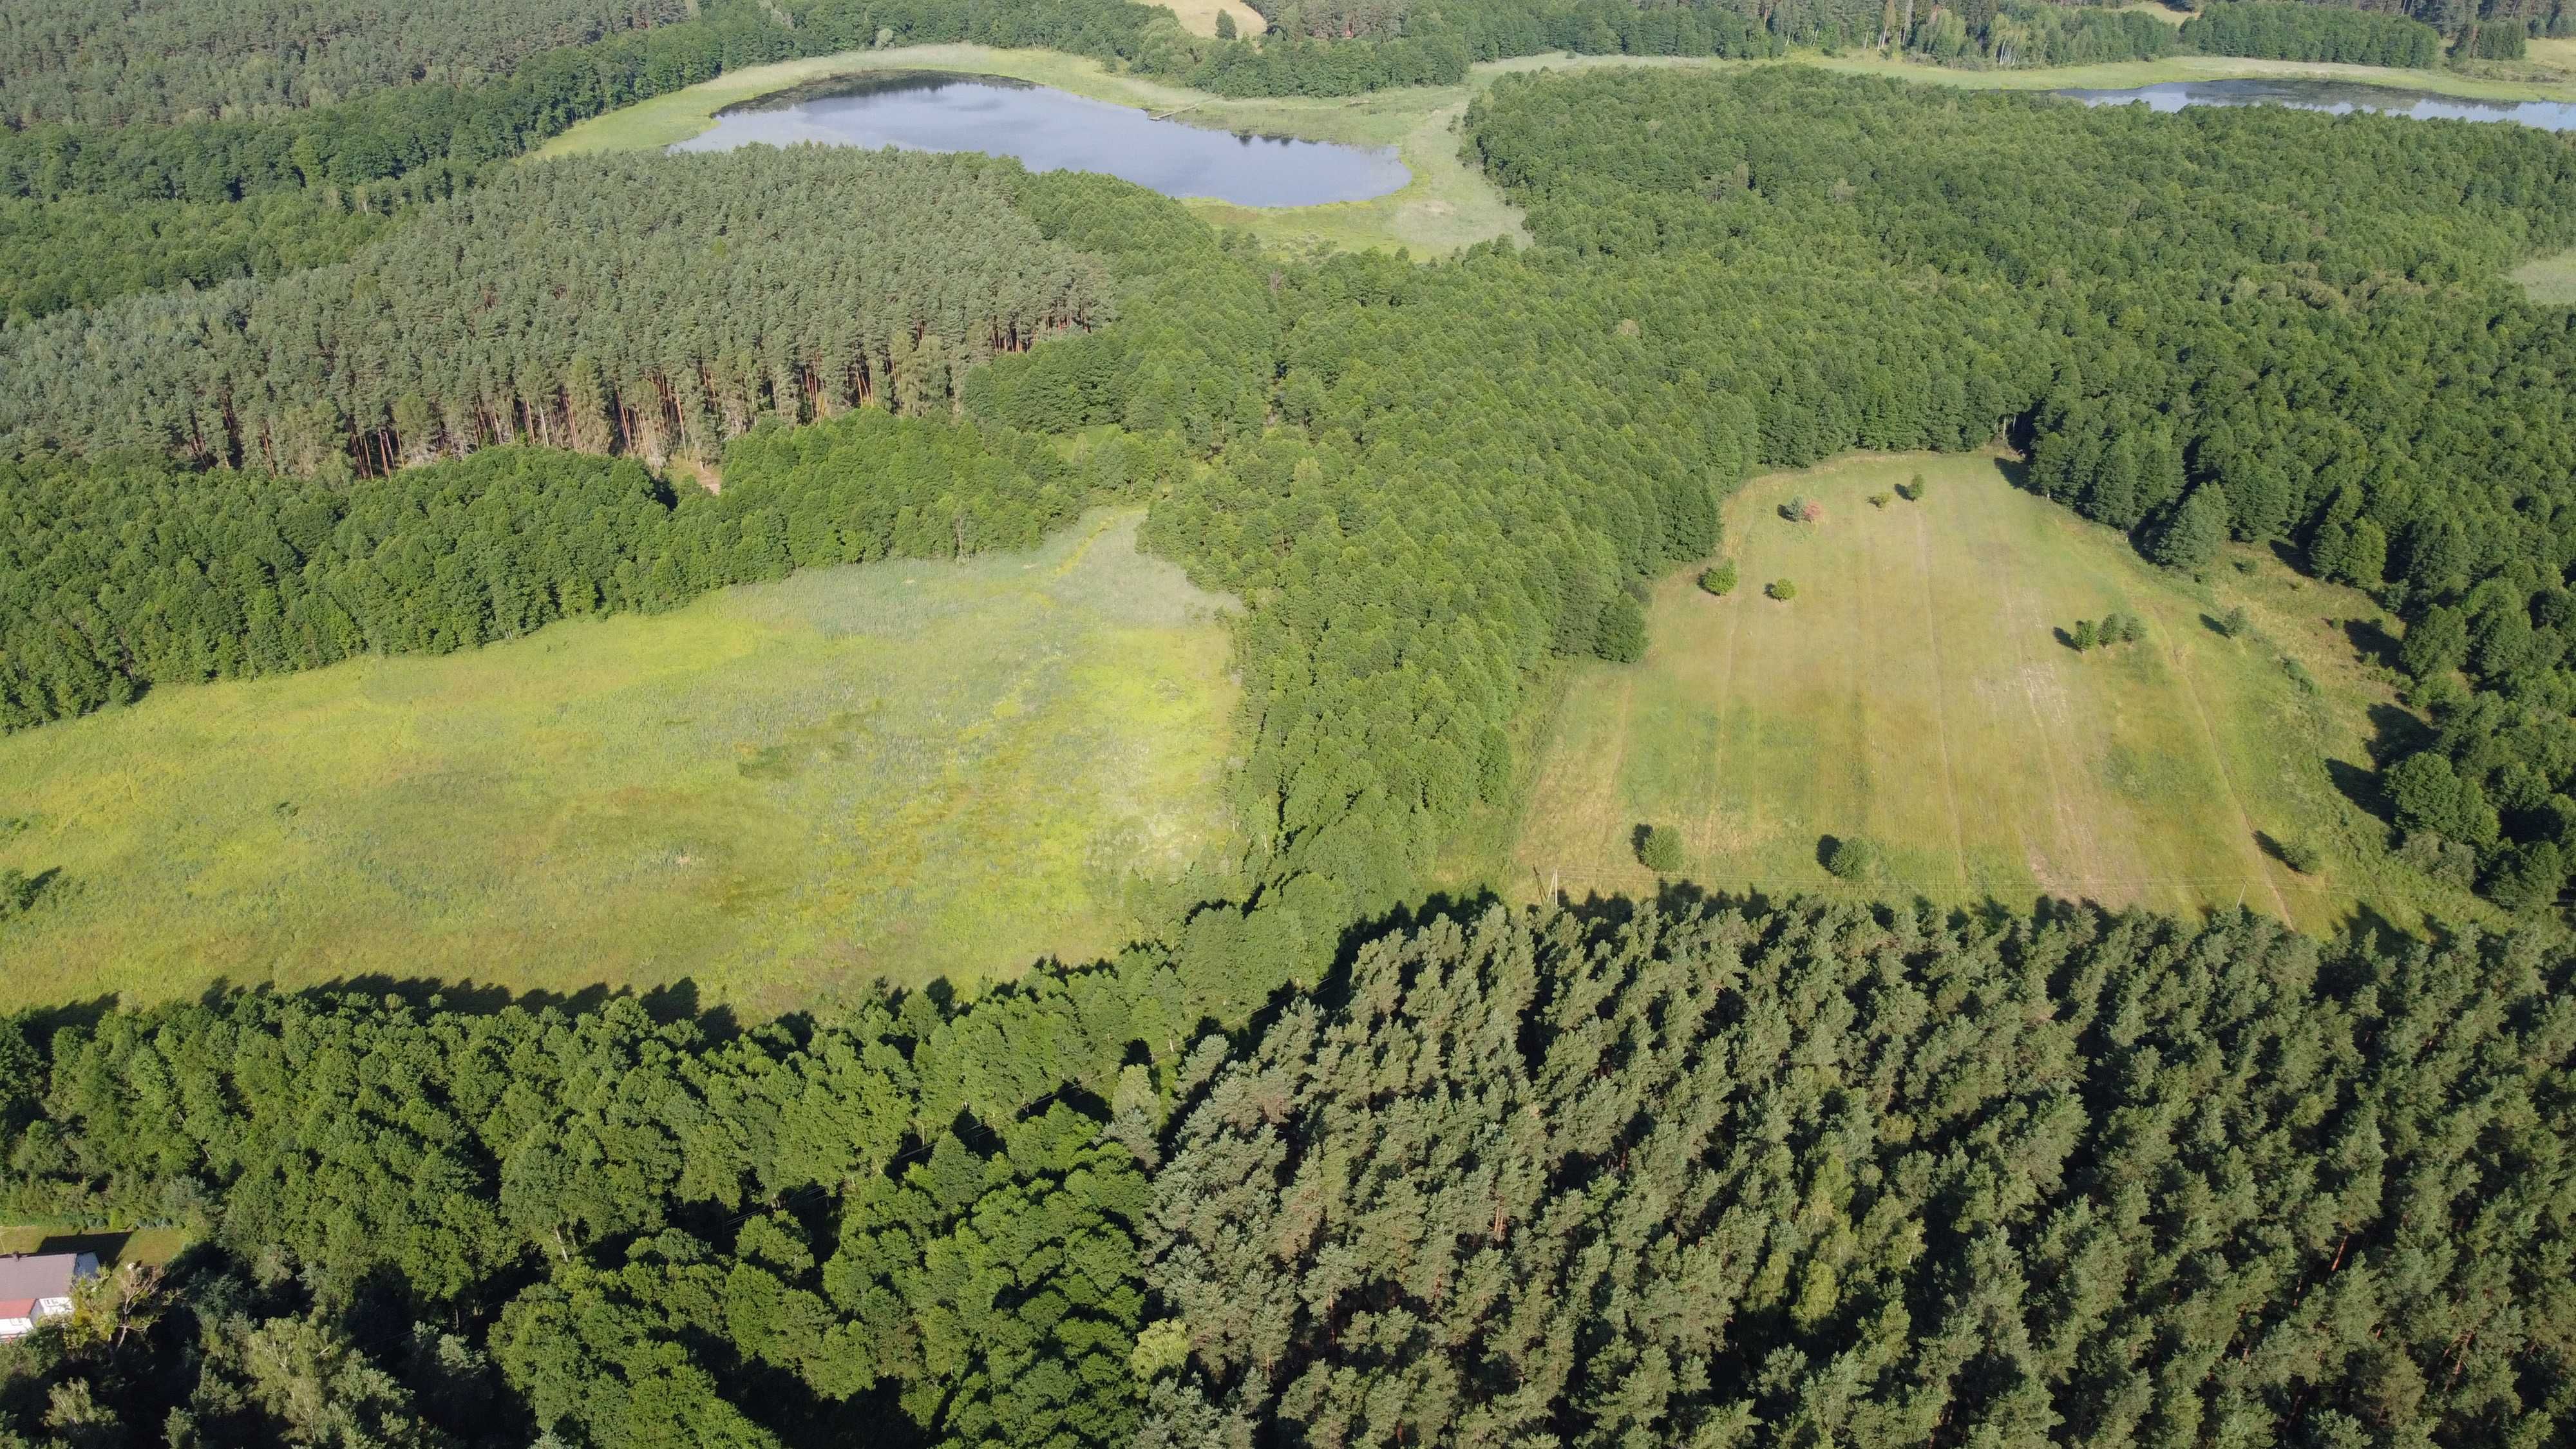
[5, 0, 2576, 1443]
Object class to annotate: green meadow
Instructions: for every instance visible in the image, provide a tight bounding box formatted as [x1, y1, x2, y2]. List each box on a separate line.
[1509, 453, 2477, 934]
[0, 513, 1238, 1015]
[2515, 247, 2576, 305]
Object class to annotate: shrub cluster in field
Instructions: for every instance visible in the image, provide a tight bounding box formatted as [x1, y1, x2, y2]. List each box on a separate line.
[2068, 609, 2146, 652]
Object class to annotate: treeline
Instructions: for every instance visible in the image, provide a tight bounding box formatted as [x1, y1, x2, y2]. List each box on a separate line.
[0, 415, 1177, 733]
[0, 0, 817, 205]
[0, 0, 1173, 206]
[0, 192, 390, 324]
[5, 896, 2571, 1444]
[1907, 0, 2183, 66]
[2248, 0, 2568, 44]
[0, 0, 696, 128]
[2182, 1, 2446, 66]
[0, 169, 1238, 737]
[0, 149, 1109, 477]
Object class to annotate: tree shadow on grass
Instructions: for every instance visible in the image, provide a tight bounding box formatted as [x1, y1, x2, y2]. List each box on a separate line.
[2343, 616, 2401, 669]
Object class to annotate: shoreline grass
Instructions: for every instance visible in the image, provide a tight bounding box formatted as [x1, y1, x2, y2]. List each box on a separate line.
[0, 512, 1239, 1016]
[540, 44, 2571, 256]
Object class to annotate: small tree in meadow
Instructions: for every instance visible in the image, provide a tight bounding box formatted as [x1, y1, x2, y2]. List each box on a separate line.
[2278, 838, 2323, 875]
[2215, 605, 2249, 638]
[1824, 835, 1881, 881]
[2070, 619, 2098, 651]
[1766, 578, 1797, 601]
[1897, 473, 1927, 501]
[1698, 562, 1738, 596]
[1638, 825, 1685, 873]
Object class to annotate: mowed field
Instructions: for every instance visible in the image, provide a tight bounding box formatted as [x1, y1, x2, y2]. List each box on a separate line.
[0, 513, 1237, 1014]
[1511, 454, 2463, 933]
[2515, 247, 2576, 306]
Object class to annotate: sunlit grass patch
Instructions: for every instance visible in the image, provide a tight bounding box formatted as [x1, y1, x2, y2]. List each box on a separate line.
[1506, 453, 2479, 934]
[0, 513, 1238, 1015]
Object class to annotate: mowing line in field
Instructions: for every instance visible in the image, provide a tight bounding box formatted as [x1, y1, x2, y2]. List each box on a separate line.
[2133, 592, 2296, 921]
[1911, 510, 1971, 888]
[1694, 558, 1748, 866]
[1973, 484, 2100, 898]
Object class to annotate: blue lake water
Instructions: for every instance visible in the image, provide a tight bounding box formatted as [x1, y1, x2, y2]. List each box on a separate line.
[2057, 77, 2576, 130]
[673, 71, 1411, 207]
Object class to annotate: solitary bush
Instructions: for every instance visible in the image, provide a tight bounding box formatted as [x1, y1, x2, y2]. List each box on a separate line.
[0, 867, 46, 920]
[2071, 620, 2099, 650]
[2277, 838, 2324, 875]
[2215, 605, 2249, 638]
[1766, 578, 1797, 601]
[1698, 562, 1738, 596]
[1868, 492, 1892, 508]
[1823, 835, 1881, 881]
[1897, 473, 1927, 501]
[1638, 824, 1685, 873]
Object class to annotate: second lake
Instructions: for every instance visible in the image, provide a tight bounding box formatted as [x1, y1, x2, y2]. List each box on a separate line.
[673, 71, 1412, 207]
[2056, 77, 2576, 131]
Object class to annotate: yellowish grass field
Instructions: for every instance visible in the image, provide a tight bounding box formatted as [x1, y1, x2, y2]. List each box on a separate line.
[0, 1226, 193, 1267]
[1505, 453, 2478, 935]
[0, 513, 1238, 1016]
[2514, 247, 2576, 305]
[1162, 0, 1266, 37]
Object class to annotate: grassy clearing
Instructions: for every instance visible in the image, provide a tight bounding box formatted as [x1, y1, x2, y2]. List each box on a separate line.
[1506, 453, 2477, 935]
[0, 513, 1238, 1016]
[1162, 0, 1266, 37]
[2514, 247, 2576, 305]
[0, 1227, 193, 1267]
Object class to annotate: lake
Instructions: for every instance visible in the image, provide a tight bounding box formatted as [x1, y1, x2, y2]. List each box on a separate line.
[673, 71, 1410, 207]
[2057, 78, 2576, 130]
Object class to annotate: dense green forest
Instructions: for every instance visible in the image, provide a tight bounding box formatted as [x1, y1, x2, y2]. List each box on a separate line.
[0, 193, 390, 325]
[2181, 1, 2446, 66]
[4, 898, 2570, 1445]
[0, 149, 1108, 477]
[0, 0, 698, 127]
